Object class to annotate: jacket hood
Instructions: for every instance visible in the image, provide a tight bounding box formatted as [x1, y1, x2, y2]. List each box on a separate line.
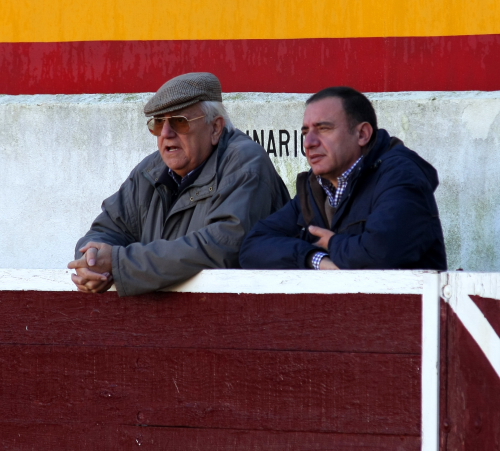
[364, 129, 440, 191]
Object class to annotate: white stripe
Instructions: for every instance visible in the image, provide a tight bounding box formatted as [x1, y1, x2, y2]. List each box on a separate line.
[0, 269, 429, 294]
[168, 269, 428, 294]
[445, 272, 500, 379]
[421, 273, 441, 451]
[0, 269, 79, 291]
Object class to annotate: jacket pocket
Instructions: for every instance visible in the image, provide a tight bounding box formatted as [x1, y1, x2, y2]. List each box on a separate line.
[337, 219, 367, 235]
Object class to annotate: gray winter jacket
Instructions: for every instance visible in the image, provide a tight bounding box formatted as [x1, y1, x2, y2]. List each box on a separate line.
[75, 128, 290, 296]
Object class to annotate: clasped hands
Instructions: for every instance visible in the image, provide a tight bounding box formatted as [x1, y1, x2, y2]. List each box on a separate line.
[66, 227, 338, 288]
[308, 225, 340, 270]
[67, 242, 114, 293]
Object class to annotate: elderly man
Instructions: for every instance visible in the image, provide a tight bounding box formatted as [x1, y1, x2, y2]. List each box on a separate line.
[239, 86, 447, 270]
[68, 72, 290, 296]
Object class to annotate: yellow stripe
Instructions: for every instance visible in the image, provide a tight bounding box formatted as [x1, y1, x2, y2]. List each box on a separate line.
[2, 0, 500, 43]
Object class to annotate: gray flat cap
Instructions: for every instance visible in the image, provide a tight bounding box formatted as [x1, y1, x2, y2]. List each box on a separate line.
[144, 72, 222, 116]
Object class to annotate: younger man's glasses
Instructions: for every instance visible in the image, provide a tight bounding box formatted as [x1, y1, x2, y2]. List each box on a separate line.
[147, 115, 206, 136]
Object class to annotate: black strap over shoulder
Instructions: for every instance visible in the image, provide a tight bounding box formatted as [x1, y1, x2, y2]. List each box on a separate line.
[296, 171, 329, 228]
[296, 172, 312, 225]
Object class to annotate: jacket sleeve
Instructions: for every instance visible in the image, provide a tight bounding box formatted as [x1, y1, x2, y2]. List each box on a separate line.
[112, 164, 290, 296]
[329, 156, 443, 269]
[239, 195, 319, 269]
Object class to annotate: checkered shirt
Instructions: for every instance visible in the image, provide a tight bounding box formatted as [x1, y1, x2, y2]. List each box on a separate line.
[316, 156, 364, 208]
[311, 156, 364, 269]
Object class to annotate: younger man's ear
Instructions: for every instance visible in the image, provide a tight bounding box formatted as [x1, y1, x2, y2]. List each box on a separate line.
[357, 122, 373, 147]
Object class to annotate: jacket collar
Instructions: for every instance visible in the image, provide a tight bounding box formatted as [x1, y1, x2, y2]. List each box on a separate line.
[331, 129, 401, 224]
[357, 129, 394, 172]
[301, 128, 406, 229]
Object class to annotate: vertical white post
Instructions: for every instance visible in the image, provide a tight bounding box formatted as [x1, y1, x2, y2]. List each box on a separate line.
[421, 272, 441, 451]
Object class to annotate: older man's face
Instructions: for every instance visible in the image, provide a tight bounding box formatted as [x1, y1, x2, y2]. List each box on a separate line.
[157, 103, 220, 177]
[302, 97, 364, 186]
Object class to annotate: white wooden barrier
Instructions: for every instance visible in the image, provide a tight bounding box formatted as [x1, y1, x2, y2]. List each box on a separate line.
[1, 269, 499, 450]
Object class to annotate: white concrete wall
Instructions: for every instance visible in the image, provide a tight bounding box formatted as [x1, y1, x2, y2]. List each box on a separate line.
[1, 91, 499, 271]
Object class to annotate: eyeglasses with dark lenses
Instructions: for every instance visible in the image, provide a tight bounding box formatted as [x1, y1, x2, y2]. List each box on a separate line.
[147, 115, 206, 136]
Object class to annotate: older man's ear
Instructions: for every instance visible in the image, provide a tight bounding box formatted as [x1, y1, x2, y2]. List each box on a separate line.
[211, 116, 225, 145]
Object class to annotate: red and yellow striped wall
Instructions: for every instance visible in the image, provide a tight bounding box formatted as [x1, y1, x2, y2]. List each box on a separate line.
[1, 0, 500, 94]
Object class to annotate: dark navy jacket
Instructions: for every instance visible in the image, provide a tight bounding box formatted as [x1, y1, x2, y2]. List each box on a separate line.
[239, 129, 447, 270]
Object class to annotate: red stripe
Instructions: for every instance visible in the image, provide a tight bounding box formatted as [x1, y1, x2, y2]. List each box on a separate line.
[1, 35, 500, 94]
[445, 305, 500, 449]
[470, 295, 500, 338]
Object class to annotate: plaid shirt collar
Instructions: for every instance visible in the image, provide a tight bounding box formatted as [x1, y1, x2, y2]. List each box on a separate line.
[165, 161, 207, 189]
[316, 156, 363, 208]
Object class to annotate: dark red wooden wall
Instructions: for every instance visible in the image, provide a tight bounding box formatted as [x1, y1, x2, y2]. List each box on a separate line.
[440, 296, 500, 451]
[0, 290, 421, 450]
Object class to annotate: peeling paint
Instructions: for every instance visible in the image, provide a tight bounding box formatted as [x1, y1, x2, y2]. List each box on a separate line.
[462, 101, 500, 140]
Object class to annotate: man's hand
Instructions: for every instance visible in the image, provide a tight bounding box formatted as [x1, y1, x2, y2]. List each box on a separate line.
[308, 226, 340, 270]
[74, 242, 113, 274]
[67, 242, 114, 293]
[319, 256, 340, 270]
[309, 225, 335, 251]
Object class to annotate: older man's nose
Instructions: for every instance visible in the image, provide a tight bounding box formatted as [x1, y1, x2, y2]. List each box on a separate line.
[161, 119, 177, 138]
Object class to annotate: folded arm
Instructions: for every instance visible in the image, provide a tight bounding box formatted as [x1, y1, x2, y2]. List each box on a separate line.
[240, 196, 321, 269]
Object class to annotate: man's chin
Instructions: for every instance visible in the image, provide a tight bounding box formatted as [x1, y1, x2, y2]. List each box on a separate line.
[311, 169, 336, 184]
[161, 154, 185, 170]
[310, 167, 325, 177]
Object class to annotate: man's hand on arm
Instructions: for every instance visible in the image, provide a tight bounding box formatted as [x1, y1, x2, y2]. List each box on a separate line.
[319, 256, 339, 270]
[308, 226, 340, 270]
[67, 242, 114, 293]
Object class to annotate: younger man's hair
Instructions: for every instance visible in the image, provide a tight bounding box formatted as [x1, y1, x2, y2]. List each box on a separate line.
[306, 87, 378, 144]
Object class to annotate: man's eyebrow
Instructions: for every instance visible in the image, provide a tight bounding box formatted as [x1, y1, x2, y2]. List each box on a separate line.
[301, 121, 334, 131]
